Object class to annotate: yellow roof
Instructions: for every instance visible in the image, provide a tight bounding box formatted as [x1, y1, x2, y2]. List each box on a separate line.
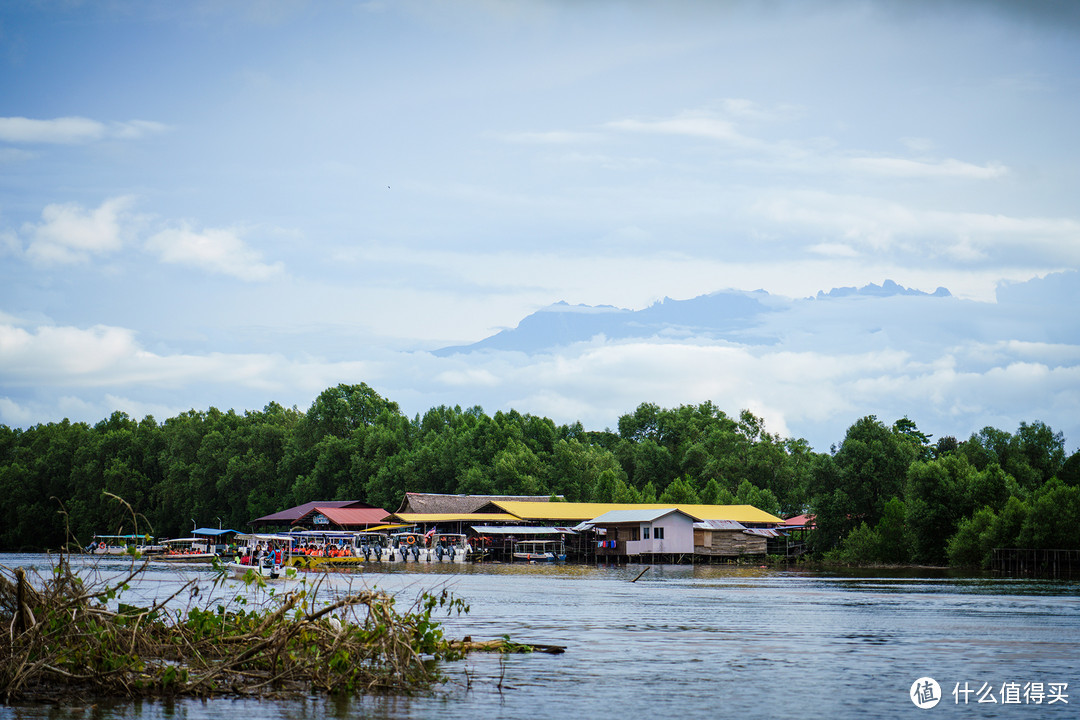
[393, 512, 520, 524]
[667, 504, 783, 523]
[491, 501, 782, 524]
[491, 501, 641, 522]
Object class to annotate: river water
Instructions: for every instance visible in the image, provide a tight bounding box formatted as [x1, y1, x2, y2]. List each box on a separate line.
[3, 554, 1078, 718]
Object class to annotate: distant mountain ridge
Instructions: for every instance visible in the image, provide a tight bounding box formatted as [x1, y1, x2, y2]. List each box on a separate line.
[434, 280, 951, 356]
[816, 279, 951, 299]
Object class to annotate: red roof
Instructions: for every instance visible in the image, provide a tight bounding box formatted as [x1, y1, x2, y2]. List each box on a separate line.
[251, 500, 373, 525]
[293, 506, 390, 528]
[782, 514, 815, 528]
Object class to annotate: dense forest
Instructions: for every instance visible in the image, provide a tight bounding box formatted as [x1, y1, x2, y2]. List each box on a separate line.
[1, 382, 1077, 567]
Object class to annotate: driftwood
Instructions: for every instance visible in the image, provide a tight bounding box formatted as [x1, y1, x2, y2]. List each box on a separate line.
[450, 636, 566, 655]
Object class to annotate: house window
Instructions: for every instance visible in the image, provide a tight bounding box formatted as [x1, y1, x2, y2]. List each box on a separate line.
[643, 526, 650, 540]
[629, 527, 639, 541]
[654, 527, 665, 540]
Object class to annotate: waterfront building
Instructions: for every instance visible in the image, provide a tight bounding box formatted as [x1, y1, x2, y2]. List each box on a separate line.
[590, 508, 697, 561]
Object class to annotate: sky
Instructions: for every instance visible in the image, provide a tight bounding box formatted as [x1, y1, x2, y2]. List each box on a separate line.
[1, 0, 1079, 453]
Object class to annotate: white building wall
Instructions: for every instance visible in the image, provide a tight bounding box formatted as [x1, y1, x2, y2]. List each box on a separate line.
[621, 515, 695, 555]
[650, 515, 694, 554]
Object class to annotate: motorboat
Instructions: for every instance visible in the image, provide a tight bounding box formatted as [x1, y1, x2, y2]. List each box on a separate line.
[512, 540, 566, 563]
[87, 534, 164, 556]
[155, 537, 218, 562]
[227, 533, 293, 578]
[389, 532, 429, 562]
[430, 533, 471, 563]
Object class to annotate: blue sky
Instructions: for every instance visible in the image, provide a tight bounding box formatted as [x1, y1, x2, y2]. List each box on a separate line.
[1, 0, 1078, 452]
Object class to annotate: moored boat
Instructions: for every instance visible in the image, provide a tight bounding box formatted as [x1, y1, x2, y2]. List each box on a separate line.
[389, 532, 429, 562]
[227, 558, 290, 580]
[87, 534, 164, 556]
[512, 540, 566, 563]
[155, 537, 218, 562]
[430, 533, 471, 563]
[228, 533, 293, 579]
[284, 530, 374, 569]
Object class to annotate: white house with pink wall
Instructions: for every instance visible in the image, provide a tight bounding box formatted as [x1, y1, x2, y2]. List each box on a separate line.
[589, 508, 696, 556]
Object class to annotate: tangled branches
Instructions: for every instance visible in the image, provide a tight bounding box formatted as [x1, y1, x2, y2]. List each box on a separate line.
[0, 556, 470, 702]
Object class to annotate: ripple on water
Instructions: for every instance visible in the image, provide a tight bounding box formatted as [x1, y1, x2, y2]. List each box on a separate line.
[3, 555, 1079, 719]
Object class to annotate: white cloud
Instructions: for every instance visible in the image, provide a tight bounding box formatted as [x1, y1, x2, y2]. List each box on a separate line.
[608, 111, 756, 147]
[0, 116, 104, 144]
[23, 197, 133, 264]
[751, 190, 1080, 265]
[0, 323, 144, 383]
[3, 313, 1078, 451]
[0, 116, 168, 144]
[0, 319, 350, 393]
[599, 102, 1006, 185]
[0, 396, 36, 427]
[395, 337, 1079, 449]
[501, 130, 602, 144]
[808, 242, 861, 258]
[846, 156, 1008, 180]
[145, 225, 284, 281]
[11, 196, 285, 279]
[108, 119, 170, 140]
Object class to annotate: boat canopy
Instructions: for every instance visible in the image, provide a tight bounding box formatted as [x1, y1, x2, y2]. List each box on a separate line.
[470, 525, 577, 535]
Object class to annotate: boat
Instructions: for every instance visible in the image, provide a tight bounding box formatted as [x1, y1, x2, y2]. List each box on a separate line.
[512, 540, 566, 563]
[388, 532, 430, 562]
[228, 557, 289, 581]
[430, 533, 471, 563]
[284, 530, 383, 569]
[227, 533, 294, 579]
[353, 532, 392, 562]
[155, 537, 218, 562]
[87, 534, 164, 556]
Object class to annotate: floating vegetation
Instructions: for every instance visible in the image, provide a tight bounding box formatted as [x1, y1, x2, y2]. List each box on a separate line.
[0, 553, 472, 702]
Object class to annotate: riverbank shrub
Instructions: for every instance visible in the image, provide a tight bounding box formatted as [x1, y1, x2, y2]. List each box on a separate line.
[0, 555, 469, 702]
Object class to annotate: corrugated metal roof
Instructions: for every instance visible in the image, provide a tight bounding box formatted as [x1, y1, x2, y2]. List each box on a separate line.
[470, 525, 577, 535]
[395, 512, 520, 523]
[743, 528, 785, 538]
[590, 508, 692, 524]
[294, 506, 390, 527]
[492, 501, 783, 524]
[693, 519, 747, 531]
[395, 493, 557, 515]
[193, 528, 241, 537]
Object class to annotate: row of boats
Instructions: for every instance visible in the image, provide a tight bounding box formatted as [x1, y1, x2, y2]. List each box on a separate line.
[87, 530, 567, 579]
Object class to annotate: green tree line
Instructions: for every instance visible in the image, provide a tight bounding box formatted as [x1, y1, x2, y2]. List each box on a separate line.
[1, 383, 1077, 567]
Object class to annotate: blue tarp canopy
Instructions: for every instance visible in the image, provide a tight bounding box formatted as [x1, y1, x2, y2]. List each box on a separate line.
[192, 528, 241, 537]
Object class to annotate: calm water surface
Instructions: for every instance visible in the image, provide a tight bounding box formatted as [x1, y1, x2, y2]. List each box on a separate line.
[3, 554, 1078, 719]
